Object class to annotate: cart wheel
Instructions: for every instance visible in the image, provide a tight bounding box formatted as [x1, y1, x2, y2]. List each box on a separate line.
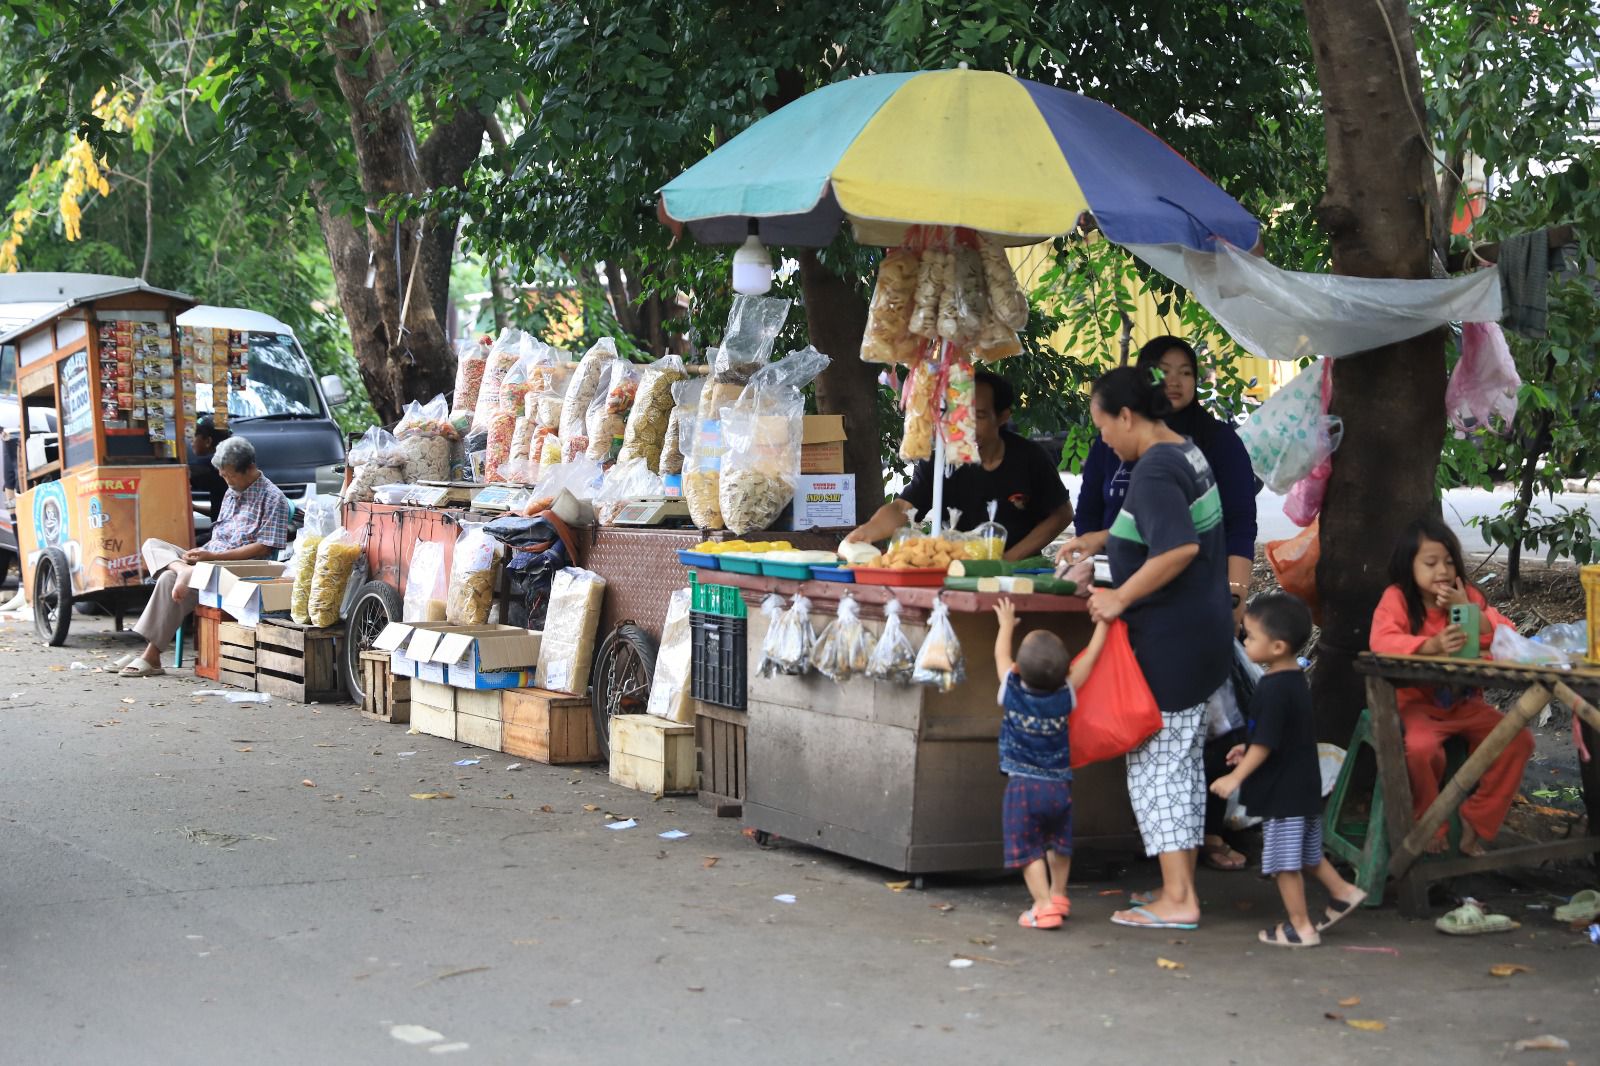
[341, 579, 403, 704]
[33, 547, 73, 647]
[752, 830, 774, 848]
[590, 621, 657, 761]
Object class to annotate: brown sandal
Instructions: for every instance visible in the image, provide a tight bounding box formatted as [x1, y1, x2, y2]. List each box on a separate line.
[1201, 841, 1247, 871]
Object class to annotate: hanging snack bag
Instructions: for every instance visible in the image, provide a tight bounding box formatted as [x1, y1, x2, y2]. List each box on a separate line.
[719, 346, 831, 535]
[909, 246, 945, 340]
[969, 500, 1007, 562]
[395, 393, 455, 483]
[861, 249, 923, 364]
[308, 526, 365, 628]
[346, 425, 406, 502]
[536, 567, 608, 695]
[445, 523, 507, 625]
[950, 245, 990, 343]
[809, 592, 875, 682]
[659, 376, 703, 477]
[402, 540, 448, 622]
[471, 328, 525, 434]
[899, 359, 937, 462]
[448, 335, 490, 425]
[979, 236, 1029, 331]
[866, 598, 918, 684]
[559, 337, 618, 463]
[912, 596, 965, 692]
[756, 594, 787, 678]
[770, 594, 816, 676]
[940, 355, 980, 466]
[585, 359, 640, 463]
[617, 354, 688, 470]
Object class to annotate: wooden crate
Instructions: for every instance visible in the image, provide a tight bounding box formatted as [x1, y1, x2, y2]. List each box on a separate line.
[193, 605, 224, 682]
[609, 713, 696, 796]
[695, 701, 747, 817]
[360, 649, 410, 724]
[253, 620, 343, 703]
[502, 687, 599, 764]
[411, 680, 456, 741]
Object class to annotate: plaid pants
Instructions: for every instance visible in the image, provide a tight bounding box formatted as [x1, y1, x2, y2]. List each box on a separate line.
[1126, 702, 1207, 856]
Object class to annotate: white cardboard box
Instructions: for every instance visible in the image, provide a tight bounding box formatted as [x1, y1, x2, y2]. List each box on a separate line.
[778, 474, 856, 531]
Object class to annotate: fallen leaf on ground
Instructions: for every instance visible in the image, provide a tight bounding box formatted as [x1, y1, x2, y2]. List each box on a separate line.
[702, 856, 719, 868]
[1324, 1012, 1342, 1021]
[931, 902, 955, 913]
[969, 935, 995, 947]
[1156, 958, 1184, 971]
[411, 792, 455, 800]
[301, 779, 315, 787]
[1490, 963, 1532, 978]
[1510, 1035, 1569, 1052]
[582, 804, 599, 812]
[549, 997, 579, 1008]
[1346, 1019, 1387, 1032]
[885, 880, 911, 892]
[538, 805, 554, 813]
[48, 665, 63, 672]
[1338, 996, 1361, 1007]
[235, 747, 252, 753]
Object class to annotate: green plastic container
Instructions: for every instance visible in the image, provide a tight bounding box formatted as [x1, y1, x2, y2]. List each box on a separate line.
[689, 572, 748, 618]
[758, 560, 815, 581]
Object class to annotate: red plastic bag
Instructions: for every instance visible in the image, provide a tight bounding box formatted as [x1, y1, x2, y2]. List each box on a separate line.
[1070, 620, 1162, 769]
[1266, 519, 1321, 621]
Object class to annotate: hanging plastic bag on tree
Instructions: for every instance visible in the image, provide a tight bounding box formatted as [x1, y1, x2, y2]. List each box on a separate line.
[446, 523, 507, 625]
[346, 426, 406, 502]
[809, 592, 875, 682]
[865, 598, 917, 683]
[308, 526, 366, 628]
[1283, 360, 1335, 527]
[1265, 518, 1321, 620]
[1237, 359, 1343, 493]
[617, 354, 687, 470]
[719, 346, 831, 535]
[402, 541, 448, 623]
[559, 338, 618, 463]
[1447, 321, 1520, 436]
[585, 359, 641, 463]
[471, 329, 525, 435]
[449, 335, 490, 427]
[912, 596, 964, 691]
[1069, 620, 1162, 768]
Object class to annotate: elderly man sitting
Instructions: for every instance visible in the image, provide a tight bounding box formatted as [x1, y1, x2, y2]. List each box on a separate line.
[119, 436, 291, 678]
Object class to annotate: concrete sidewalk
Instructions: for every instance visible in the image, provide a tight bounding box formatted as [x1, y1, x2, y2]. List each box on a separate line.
[1, 617, 1595, 1065]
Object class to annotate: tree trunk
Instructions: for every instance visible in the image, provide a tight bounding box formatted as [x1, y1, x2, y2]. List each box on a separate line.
[418, 108, 488, 332]
[1304, 0, 1444, 744]
[327, 8, 457, 422]
[799, 251, 884, 523]
[313, 192, 387, 413]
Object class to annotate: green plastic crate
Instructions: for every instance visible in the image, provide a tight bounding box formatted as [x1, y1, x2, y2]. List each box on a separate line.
[689, 572, 748, 618]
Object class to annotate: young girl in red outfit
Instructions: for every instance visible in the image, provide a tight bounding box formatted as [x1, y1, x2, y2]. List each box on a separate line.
[1369, 517, 1535, 857]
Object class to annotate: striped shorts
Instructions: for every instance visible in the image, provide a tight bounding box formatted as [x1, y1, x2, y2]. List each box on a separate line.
[1125, 702, 1207, 857]
[1261, 816, 1324, 875]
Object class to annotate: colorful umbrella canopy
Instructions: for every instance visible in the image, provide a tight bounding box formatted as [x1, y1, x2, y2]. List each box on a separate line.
[659, 68, 1260, 251]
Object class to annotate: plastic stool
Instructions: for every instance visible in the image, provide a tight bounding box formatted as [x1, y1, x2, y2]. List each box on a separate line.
[1322, 709, 1389, 907]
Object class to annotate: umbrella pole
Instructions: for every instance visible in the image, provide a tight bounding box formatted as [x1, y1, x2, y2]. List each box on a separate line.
[931, 401, 946, 537]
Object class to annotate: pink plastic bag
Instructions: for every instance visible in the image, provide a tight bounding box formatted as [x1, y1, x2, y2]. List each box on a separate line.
[1446, 321, 1520, 436]
[1284, 360, 1334, 527]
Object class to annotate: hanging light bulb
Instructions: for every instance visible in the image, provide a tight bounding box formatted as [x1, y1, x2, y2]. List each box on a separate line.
[731, 220, 773, 295]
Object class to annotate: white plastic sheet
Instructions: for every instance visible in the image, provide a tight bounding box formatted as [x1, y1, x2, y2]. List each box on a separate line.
[1127, 242, 1502, 360]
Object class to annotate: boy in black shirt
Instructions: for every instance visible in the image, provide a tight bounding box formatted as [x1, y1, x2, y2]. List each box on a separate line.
[1210, 593, 1366, 947]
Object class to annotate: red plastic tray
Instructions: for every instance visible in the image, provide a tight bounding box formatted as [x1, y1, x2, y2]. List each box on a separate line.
[849, 566, 948, 587]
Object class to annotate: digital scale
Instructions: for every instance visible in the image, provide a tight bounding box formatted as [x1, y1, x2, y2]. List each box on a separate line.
[609, 496, 692, 526]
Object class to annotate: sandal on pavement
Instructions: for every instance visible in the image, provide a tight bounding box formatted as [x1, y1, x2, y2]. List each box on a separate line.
[112, 653, 139, 670]
[1435, 899, 1520, 936]
[1110, 906, 1198, 931]
[1019, 906, 1062, 930]
[1554, 889, 1600, 924]
[119, 659, 164, 678]
[1316, 889, 1369, 932]
[1042, 894, 1071, 919]
[1128, 890, 1158, 907]
[1259, 923, 1319, 948]
[1201, 841, 1248, 871]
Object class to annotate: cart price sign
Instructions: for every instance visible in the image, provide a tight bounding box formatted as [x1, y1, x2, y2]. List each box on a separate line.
[59, 351, 93, 468]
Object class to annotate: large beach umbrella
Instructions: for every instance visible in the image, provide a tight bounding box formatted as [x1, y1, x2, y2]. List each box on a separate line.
[659, 67, 1261, 252]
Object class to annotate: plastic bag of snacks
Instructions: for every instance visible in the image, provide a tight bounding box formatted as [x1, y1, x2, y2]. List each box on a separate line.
[445, 523, 506, 625]
[756, 594, 787, 678]
[899, 359, 937, 462]
[585, 359, 640, 463]
[866, 598, 917, 684]
[484, 407, 519, 483]
[526, 341, 574, 398]
[659, 376, 702, 477]
[645, 588, 694, 723]
[939, 354, 980, 466]
[402, 540, 447, 623]
[979, 236, 1029, 331]
[559, 337, 618, 463]
[768, 594, 816, 676]
[809, 592, 875, 682]
[685, 415, 726, 530]
[395, 393, 456, 483]
[912, 597, 965, 692]
[712, 294, 791, 385]
[346, 426, 406, 503]
[861, 248, 922, 364]
[594, 458, 663, 525]
[471, 329, 525, 435]
[944, 246, 989, 344]
[536, 567, 608, 694]
[288, 497, 340, 625]
[617, 354, 687, 470]
[719, 346, 831, 535]
[968, 500, 1006, 562]
[448, 335, 490, 426]
[308, 526, 365, 628]
[909, 246, 944, 340]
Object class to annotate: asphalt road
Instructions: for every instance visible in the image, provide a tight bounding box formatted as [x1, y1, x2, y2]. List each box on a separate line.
[2, 616, 1597, 1066]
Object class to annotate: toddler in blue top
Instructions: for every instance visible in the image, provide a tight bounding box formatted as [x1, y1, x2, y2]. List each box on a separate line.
[993, 598, 1108, 930]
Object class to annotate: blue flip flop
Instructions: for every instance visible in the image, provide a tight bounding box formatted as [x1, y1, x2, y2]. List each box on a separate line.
[1110, 905, 1199, 931]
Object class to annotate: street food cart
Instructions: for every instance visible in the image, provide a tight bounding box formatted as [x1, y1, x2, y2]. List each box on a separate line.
[0, 276, 198, 644]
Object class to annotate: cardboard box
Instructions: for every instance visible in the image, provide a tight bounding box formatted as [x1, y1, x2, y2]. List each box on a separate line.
[372, 621, 459, 678]
[373, 622, 538, 688]
[800, 414, 847, 474]
[410, 680, 456, 741]
[192, 560, 288, 616]
[777, 474, 856, 531]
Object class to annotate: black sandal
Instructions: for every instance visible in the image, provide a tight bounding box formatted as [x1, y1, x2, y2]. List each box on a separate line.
[1316, 890, 1368, 932]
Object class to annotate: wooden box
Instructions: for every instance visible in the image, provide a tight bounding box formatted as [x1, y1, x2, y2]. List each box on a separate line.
[502, 687, 599, 764]
[360, 649, 409, 724]
[253, 620, 343, 703]
[217, 620, 258, 690]
[410, 680, 456, 741]
[194, 605, 224, 682]
[456, 711, 503, 752]
[695, 701, 747, 817]
[609, 713, 696, 796]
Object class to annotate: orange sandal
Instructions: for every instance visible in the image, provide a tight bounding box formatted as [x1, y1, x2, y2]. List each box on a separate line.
[1042, 894, 1071, 919]
[1018, 906, 1063, 930]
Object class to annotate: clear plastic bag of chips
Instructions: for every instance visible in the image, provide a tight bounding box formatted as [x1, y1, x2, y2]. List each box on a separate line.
[912, 596, 965, 692]
[308, 526, 365, 628]
[809, 592, 874, 682]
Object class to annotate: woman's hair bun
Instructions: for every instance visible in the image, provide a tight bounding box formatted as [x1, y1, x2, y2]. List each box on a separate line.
[1092, 365, 1173, 420]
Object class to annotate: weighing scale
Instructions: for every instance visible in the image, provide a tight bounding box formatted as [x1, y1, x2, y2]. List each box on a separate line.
[609, 495, 692, 526]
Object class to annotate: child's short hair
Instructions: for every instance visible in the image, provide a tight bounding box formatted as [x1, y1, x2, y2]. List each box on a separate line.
[1016, 630, 1070, 691]
[1245, 592, 1313, 653]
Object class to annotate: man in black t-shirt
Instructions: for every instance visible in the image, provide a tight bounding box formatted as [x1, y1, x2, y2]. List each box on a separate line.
[844, 371, 1073, 561]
